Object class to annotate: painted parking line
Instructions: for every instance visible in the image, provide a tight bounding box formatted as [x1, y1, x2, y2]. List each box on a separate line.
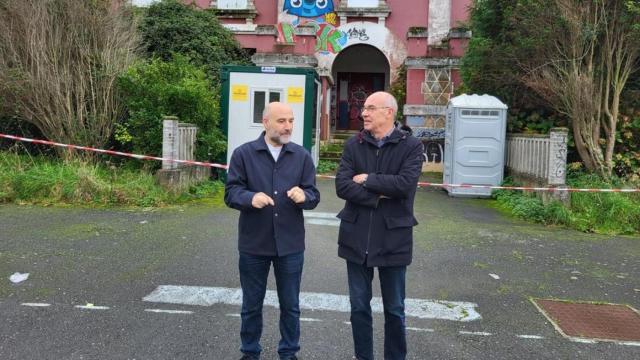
[144, 309, 193, 314]
[517, 335, 545, 339]
[303, 211, 338, 219]
[305, 218, 340, 226]
[143, 285, 481, 322]
[303, 211, 340, 227]
[459, 331, 492, 336]
[21, 303, 51, 307]
[75, 304, 110, 310]
[407, 327, 435, 332]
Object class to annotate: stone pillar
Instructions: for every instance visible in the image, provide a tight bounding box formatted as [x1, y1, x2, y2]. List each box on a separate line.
[162, 116, 179, 170]
[547, 127, 568, 185]
[544, 127, 569, 204]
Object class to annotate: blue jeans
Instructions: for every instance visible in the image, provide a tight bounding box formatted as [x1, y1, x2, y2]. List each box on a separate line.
[347, 260, 407, 360]
[239, 251, 304, 360]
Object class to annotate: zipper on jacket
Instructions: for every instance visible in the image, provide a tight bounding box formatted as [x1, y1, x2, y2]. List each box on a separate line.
[365, 147, 381, 256]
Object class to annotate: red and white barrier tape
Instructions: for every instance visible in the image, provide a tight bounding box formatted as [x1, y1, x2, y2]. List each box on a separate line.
[0, 133, 228, 170]
[3, 133, 639, 193]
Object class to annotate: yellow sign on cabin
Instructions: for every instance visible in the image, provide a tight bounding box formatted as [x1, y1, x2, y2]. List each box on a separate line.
[287, 87, 304, 103]
[231, 84, 248, 101]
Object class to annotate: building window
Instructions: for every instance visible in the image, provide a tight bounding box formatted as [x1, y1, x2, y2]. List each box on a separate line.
[347, 0, 378, 7]
[216, 0, 248, 9]
[252, 89, 283, 124]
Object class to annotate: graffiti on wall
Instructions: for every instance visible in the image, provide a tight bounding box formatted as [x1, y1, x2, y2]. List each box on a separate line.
[283, 0, 334, 18]
[278, 0, 347, 54]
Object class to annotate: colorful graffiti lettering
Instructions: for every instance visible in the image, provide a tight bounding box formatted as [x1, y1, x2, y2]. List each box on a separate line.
[316, 23, 347, 53]
[277, 22, 297, 44]
[283, 0, 334, 18]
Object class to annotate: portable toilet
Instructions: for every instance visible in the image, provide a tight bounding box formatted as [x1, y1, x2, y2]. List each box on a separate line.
[220, 66, 321, 167]
[443, 94, 508, 197]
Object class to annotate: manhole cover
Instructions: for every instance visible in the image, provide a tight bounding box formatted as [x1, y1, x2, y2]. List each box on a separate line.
[532, 298, 640, 343]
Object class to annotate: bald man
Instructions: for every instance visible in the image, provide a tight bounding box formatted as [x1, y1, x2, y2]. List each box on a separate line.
[225, 102, 320, 360]
[335, 92, 423, 360]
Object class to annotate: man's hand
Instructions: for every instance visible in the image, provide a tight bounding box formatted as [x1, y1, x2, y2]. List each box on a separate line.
[287, 186, 306, 204]
[352, 173, 368, 185]
[251, 192, 274, 208]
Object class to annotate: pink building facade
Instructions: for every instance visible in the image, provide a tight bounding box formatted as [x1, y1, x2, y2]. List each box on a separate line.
[184, 0, 471, 140]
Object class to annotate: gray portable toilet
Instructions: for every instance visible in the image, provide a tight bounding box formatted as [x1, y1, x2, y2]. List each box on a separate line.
[443, 94, 508, 197]
[220, 66, 321, 167]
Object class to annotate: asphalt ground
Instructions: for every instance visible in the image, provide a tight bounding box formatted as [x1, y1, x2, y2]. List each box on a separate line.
[0, 178, 639, 359]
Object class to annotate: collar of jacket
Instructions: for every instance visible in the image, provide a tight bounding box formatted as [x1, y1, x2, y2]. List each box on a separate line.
[251, 131, 294, 153]
[357, 128, 407, 145]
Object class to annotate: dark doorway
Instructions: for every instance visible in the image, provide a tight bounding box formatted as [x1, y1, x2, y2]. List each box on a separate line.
[336, 72, 385, 130]
[332, 44, 390, 131]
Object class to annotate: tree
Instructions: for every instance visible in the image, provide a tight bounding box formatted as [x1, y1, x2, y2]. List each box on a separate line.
[117, 55, 226, 163]
[138, 0, 250, 82]
[0, 0, 139, 153]
[462, 0, 640, 177]
[522, 0, 640, 177]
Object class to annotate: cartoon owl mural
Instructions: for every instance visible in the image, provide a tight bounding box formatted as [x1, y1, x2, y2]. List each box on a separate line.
[283, 0, 335, 18]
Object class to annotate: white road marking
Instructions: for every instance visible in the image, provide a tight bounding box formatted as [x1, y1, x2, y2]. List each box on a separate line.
[21, 303, 51, 307]
[303, 211, 338, 219]
[75, 305, 110, 310]
[617, 341, 640, 347]
[143, 285, 481, 322]
[516, 335, 545, 339]
[459, 331, 492, 336]
[569, 338, 597, 344]
[303, 211, 340, 227]
[300, 318, 323, 322]
[226, 313, 241, 317]
[144, 309, 193, 314]
[305, 218, 340, 227]
[406, 327, 435, 332]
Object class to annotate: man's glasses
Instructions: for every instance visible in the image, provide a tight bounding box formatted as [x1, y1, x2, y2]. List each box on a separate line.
[361, 106, 390, 113]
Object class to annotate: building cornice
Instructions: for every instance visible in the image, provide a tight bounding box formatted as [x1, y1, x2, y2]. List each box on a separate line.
[251, 53, 318, 68]
[222, 24, 317, 36]
[405, 57, 460, 69]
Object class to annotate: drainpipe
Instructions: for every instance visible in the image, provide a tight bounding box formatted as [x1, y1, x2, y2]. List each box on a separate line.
[321, 77, 329, 141]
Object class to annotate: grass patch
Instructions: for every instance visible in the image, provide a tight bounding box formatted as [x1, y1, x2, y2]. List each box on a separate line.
[316, 159, 339, 174]
[493, 172, 640, 235]
[0, 151, 223, 207]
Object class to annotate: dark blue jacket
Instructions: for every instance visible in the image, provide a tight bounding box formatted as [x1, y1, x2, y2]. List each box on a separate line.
[225, 134, 320, 256]
[335, 128, 423, 267]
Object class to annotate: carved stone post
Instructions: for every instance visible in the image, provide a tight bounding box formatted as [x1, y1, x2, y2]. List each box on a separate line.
[162, 116, 179, 170]
[544, 127, 569, 204]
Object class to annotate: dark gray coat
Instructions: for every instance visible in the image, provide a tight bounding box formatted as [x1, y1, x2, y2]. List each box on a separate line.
[335, 128, 423, 267]
[225, 134, 320, 256]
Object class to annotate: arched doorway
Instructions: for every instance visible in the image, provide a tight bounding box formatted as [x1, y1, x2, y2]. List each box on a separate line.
[331, 44, 390, 131]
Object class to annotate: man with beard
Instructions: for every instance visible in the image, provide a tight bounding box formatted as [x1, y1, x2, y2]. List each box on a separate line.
[225, 101, 320, 360]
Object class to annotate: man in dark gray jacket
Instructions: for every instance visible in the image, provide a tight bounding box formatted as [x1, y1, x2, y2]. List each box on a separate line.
[225, 102, 320, 360]
[335, 91, 423, 360]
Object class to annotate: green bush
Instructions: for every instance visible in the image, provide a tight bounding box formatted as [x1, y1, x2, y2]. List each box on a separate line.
[138, 0, 250, 82]
[494, 174, 640, 235]
[117, 55, 226, 164]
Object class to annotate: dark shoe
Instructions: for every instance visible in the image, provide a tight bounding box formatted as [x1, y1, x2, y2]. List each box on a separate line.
[239, 354, 259, 360]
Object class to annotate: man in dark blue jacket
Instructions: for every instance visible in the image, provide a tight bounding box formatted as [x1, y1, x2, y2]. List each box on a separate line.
[225, 102, 320, 360]
[335, 91, 423, 360]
